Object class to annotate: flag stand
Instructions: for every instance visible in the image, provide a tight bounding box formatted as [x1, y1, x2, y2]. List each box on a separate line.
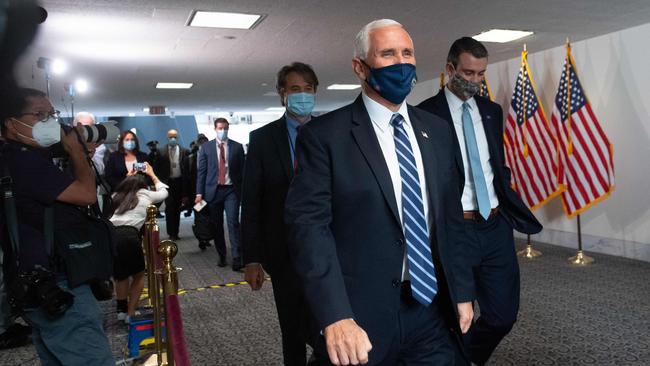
[517, 234, 542, 259]
[568, 215, 594, 265]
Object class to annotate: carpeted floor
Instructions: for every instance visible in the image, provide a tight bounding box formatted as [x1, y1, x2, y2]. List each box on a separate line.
[1, 216, 649, 365]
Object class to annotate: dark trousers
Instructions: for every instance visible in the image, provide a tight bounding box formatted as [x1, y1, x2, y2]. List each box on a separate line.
[463, 214, 519, 365]
[208, 185, 241, 262]
[164, 177, 184, 237]
[312, 293, 457, 366]
[270, 263, 310, 366]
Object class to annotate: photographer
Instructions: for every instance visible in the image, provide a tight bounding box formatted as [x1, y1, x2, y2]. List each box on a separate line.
[109, 163, 168, 323]
[0, 88, 114, 365]
[105, 130, 148, 194]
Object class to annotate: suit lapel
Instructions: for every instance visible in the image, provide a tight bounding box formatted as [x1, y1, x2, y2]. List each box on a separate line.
[270, 117, 294, 180]
[349, 96, 400, 225]
[437, 91, 465, 184]
[475, 98, 501, 175]
[408, 106, 438, 223]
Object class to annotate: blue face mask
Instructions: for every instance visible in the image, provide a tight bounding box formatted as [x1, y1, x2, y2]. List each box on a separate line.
[123, 140, 136, 151]
[168, 137, 178, 146]
[364, 62, 417, 105]
[286, 92, 315, 117]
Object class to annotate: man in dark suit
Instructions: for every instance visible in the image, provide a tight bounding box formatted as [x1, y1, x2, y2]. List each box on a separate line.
[285, 19, 471, 365]
[241, 62, 319, 365]
[196, 118, 245, 270]
[156, 129, 189, 240]
[417, 37, 543, 366]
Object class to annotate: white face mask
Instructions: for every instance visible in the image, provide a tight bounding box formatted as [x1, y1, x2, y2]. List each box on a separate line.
[12, 117, 61, 147]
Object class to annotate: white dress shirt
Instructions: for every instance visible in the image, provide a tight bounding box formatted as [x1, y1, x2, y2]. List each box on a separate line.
[216, 138, 232, 185]
[362, 93, 431, 281]
[168, 145, 181, 178]
[444, 87, 499, 211]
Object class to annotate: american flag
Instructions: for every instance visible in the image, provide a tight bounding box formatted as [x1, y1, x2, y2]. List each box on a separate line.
[478, 77, 492, 100]
[504, 52, 563, 209]
[550, 52, 615, 217]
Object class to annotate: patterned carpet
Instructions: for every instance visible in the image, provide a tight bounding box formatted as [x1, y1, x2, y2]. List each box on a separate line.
[1, 217, 648, 365]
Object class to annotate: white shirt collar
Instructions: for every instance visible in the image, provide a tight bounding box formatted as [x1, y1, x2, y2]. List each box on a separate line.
[361, 93, 410, 132]
[444, 86, 478, 113]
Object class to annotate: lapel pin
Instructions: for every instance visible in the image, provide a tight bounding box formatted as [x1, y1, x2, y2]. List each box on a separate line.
[421, 131, 429, 138]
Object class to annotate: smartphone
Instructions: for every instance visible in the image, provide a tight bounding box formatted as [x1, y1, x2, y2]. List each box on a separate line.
[133, 162, 147, 172]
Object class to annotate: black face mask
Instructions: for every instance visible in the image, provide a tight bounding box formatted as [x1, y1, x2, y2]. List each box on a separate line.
[449, 70, 481, 99]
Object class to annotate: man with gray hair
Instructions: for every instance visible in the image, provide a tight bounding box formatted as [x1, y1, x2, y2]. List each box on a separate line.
[73, 111, 109, 214]
[285, 19, 470, 365]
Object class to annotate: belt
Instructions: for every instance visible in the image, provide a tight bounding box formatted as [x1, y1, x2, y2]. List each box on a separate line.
[463, 207, 499, 221]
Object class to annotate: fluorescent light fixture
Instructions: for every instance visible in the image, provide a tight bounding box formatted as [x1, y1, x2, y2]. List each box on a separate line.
[75, 79, 89, 93]
[473, 29, 533, 43]
[52, 59, 67, 75]
[128, 113, 136, 117]
[265, 107, 285, 111]
[327, 84, 361, 90]
[188, 11, 263, 29]
[156, 82, 193, 89]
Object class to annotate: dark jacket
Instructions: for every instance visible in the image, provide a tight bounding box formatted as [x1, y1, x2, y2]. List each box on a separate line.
[284, 95, 470, 362]
[417, 90, 543, 234]
[104, 150, 148, 191]
[196, 139, 245, 202]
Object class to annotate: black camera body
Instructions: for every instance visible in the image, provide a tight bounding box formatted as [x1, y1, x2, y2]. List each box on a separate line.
[9, 269, 74, 319]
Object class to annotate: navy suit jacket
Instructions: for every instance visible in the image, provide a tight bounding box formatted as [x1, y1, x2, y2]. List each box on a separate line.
[285, 95, 469, 362]
[196, 139, 245, 203]
[417, 90, 542, 235]
[241, 117, 296, 274]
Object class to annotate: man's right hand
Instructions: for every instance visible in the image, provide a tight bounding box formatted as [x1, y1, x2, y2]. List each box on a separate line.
[323, 319, 372, 365]
[194, 195, 202, 204]
[244, 264, 266, 291]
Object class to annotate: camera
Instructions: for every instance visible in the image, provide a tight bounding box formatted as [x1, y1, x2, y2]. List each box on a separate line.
[9, 269, 74, 319]
[79, 120, 120, 144]
[133, 162, 147, 172]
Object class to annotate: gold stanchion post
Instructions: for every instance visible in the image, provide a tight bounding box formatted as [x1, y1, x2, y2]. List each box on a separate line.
[518, 234, 542, 259]
[157, 240, 182, 366]
[144, 205, 165, 364]
[568, 215, 594, 265]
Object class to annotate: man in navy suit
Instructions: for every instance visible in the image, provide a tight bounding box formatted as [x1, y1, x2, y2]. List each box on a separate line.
[417, 37, 543, 366]
[196, 118, 245, 270]
[285, 19, 471, 365]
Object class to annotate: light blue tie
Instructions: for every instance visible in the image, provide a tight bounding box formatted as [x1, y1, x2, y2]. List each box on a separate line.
[462, 102, 491, 220]
[390, 113, 438, 306]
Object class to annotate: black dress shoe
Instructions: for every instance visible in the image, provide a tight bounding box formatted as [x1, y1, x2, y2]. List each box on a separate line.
[232, 257, 243, 272]
[0, 324, 32, 350]
[198, 241, 207, 250]
[217, 256, 227, 267]
[169, 235, 181, 241]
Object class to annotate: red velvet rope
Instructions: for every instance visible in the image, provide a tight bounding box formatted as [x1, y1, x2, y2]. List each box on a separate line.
[165, 294, 191, 366]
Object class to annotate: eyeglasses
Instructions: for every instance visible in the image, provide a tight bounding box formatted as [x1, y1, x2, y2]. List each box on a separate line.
[18, 110, 61, 122]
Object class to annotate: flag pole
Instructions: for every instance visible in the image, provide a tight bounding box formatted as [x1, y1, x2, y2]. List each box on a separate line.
[518, 233, 542, 259]
[439, 72, 445, 90]
[565, 38, 574, 155]
[568, 214, 594, 265]
[521, 45, 529, 157]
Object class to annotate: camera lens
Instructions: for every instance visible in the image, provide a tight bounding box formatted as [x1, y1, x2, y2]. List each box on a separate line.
[81, 121, 120, 143]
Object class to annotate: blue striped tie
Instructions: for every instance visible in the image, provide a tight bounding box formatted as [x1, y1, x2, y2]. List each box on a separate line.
[462, 103, 491, 220]
[390, 113, 438, 306]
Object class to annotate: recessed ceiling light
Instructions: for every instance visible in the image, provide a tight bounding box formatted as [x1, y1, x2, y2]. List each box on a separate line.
[188, 11, 263, 30]
[156, 82, 194, 89]
[327, 84, 361, 90]
[128, 113, 136, 117]
[75, 79, 89, 93]
[265, 107, 285, 111]
[52, 59, 67, 75]
[472, 29, 533, 43]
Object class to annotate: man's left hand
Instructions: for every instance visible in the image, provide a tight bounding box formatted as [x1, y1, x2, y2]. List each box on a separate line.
[457, 302, 474, 334]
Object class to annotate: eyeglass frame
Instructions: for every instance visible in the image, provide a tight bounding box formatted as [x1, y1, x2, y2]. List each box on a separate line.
[16, 110, 61, 123]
